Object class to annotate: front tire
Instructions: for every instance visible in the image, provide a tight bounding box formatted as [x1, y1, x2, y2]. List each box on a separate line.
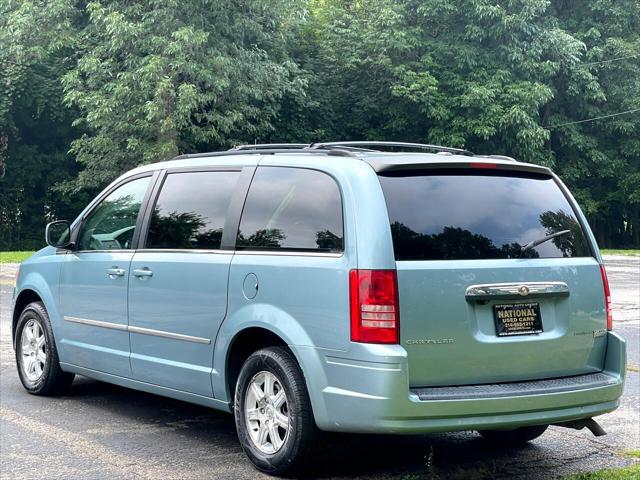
[234, 347, 317, 475]
[478, 424, 548, 444]
[15, 301, 74, 395]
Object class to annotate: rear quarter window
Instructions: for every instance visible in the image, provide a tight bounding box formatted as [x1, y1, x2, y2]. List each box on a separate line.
[237, 166, 344, 252]
[378, 170, 591, 261]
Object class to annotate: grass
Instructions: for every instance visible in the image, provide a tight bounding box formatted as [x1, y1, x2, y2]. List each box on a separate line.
[562, 463, 640, 479]
[601, 249, 640, 256]
[627, 365, 640, 373]
[625, 450, 640, 459]
[0, 251, 35, 263]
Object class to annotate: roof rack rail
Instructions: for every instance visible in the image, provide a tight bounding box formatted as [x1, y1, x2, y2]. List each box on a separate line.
[173, 141, 477, 161]
[173, 148, 356, 160]
[475, 154, 518, 162]
[309, 141, 474, 156]
[230, 143, 309, 151]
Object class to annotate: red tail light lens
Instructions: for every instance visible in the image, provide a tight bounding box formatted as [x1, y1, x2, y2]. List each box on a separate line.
[600, 264, 613, 330]
[349, 269, 399, 344]
[469, 162, 497, 169]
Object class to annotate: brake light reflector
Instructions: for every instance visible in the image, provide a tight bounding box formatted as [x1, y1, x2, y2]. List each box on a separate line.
[600, 264, 613, 330]
[349, 269, 399, 344]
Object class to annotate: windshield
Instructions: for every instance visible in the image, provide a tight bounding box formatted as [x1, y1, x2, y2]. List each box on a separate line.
[378, 170, 591, 261]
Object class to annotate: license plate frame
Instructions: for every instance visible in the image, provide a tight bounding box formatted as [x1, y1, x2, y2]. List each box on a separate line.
[493, 302, 543, 337]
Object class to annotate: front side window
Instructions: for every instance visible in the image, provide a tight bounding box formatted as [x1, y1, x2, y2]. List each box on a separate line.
[379, 170, 591, 260]
[145, 171, 240, 249]
[77, 176, 151, 251]
[237, 167, 343, 252]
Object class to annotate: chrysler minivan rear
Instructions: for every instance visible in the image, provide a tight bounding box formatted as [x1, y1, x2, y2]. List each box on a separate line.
[379, 167, 608, 387]
[312, 158, 625, 435]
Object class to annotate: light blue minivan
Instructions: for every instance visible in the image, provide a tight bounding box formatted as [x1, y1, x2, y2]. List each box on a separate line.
[12, 142, 625, 474]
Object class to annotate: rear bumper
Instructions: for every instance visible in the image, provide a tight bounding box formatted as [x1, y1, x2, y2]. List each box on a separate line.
[297, 332, 625, 434]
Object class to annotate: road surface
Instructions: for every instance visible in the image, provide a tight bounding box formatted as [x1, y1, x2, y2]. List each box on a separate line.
[1, 256, 638, 479]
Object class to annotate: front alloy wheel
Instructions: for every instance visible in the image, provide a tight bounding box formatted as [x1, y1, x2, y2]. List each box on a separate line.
[20, 319, 47, 382]
[15, 301, 74, 395]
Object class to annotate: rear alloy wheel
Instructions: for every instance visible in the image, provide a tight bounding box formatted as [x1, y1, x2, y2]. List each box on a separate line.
[244, 370, 291, 454]
[234, 347, 317, 475]
[15, 301, 74, 395]
[478, 424, 548, 444]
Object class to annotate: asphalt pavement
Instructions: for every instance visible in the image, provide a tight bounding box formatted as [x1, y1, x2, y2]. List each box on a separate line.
[1, 256, 638, 479]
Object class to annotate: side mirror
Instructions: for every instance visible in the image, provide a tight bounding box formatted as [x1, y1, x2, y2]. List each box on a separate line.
[45, 220, 72, 249]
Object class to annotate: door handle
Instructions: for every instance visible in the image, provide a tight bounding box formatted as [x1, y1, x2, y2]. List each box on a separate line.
[132, 268, 153, 278]
[106, 267, 126, 278]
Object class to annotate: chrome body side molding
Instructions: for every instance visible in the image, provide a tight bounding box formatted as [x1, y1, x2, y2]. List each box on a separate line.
[63, 316, 210, 344]
[128, 325, 210, 344]
[63, 316, 128, 331]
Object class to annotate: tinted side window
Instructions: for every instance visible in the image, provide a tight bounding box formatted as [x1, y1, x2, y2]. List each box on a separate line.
[78, 176, 151, 251]
[237, 167, 343, 252]
[146, 171, 240, 250]
[379, 171, 591, 260]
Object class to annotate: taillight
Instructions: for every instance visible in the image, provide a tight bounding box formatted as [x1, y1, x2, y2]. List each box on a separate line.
[600, 264, 613, 330]
[349, 269, 399, 344]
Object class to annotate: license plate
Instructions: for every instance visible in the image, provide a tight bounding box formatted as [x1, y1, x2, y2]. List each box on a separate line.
[493, 303, 542, 337]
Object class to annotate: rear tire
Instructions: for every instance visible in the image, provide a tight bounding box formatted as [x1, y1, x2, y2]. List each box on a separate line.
[15, 301, 74, 395]
[478, 424, 548, 444]
[234, 346, 317, 476]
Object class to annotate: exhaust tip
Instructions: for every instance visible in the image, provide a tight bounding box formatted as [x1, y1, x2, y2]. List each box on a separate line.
[554, 418, 607, 437]
[584, 418, 607, 436]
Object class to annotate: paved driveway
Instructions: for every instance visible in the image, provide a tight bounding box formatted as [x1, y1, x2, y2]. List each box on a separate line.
[1, 256, 638, 479]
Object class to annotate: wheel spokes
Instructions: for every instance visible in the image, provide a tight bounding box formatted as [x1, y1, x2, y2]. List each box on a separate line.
[20, 320, 47, 382]
[274, 411, 289, 430]
[246, 408, 260, 422]
[250, 381, 264, 401]
[257, 423, 270, 445]
[27, 358, 36, 374]
[24, 325, 34, 342]
[272, 389, 286, 409]
[37, 349, 47, 365]
[268, 423, 282, 450]
[33, 359, 43, 377]
[245, 370, 290, 454]
[263, 373, 274, 397]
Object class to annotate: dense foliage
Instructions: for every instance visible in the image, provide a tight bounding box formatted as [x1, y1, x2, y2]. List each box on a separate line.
[1, 0, 639, 249]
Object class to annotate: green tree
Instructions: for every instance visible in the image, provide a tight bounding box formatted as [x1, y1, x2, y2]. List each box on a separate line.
[275, 0, 639, 247]
[1, 0, 638, 249]
[0, 0, 87, 249]
[62, 0, 305, 189]
[549, 0, 640, 247]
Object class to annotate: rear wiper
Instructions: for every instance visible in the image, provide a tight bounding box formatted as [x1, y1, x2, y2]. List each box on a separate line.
[521, 229, 571, 253]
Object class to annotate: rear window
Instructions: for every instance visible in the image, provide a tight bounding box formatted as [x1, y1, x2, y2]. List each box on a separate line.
[378, 171, 591, 260]
[237, 166, 343, 252]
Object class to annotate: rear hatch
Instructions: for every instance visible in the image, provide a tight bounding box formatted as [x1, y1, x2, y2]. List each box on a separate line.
[378, 165, 608, 387]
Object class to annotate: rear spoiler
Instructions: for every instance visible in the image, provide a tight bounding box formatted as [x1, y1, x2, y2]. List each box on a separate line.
[367, 157, 553, 176]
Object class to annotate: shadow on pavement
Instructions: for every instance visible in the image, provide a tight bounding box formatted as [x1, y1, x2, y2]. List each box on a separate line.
[63, 376, 552, 480]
